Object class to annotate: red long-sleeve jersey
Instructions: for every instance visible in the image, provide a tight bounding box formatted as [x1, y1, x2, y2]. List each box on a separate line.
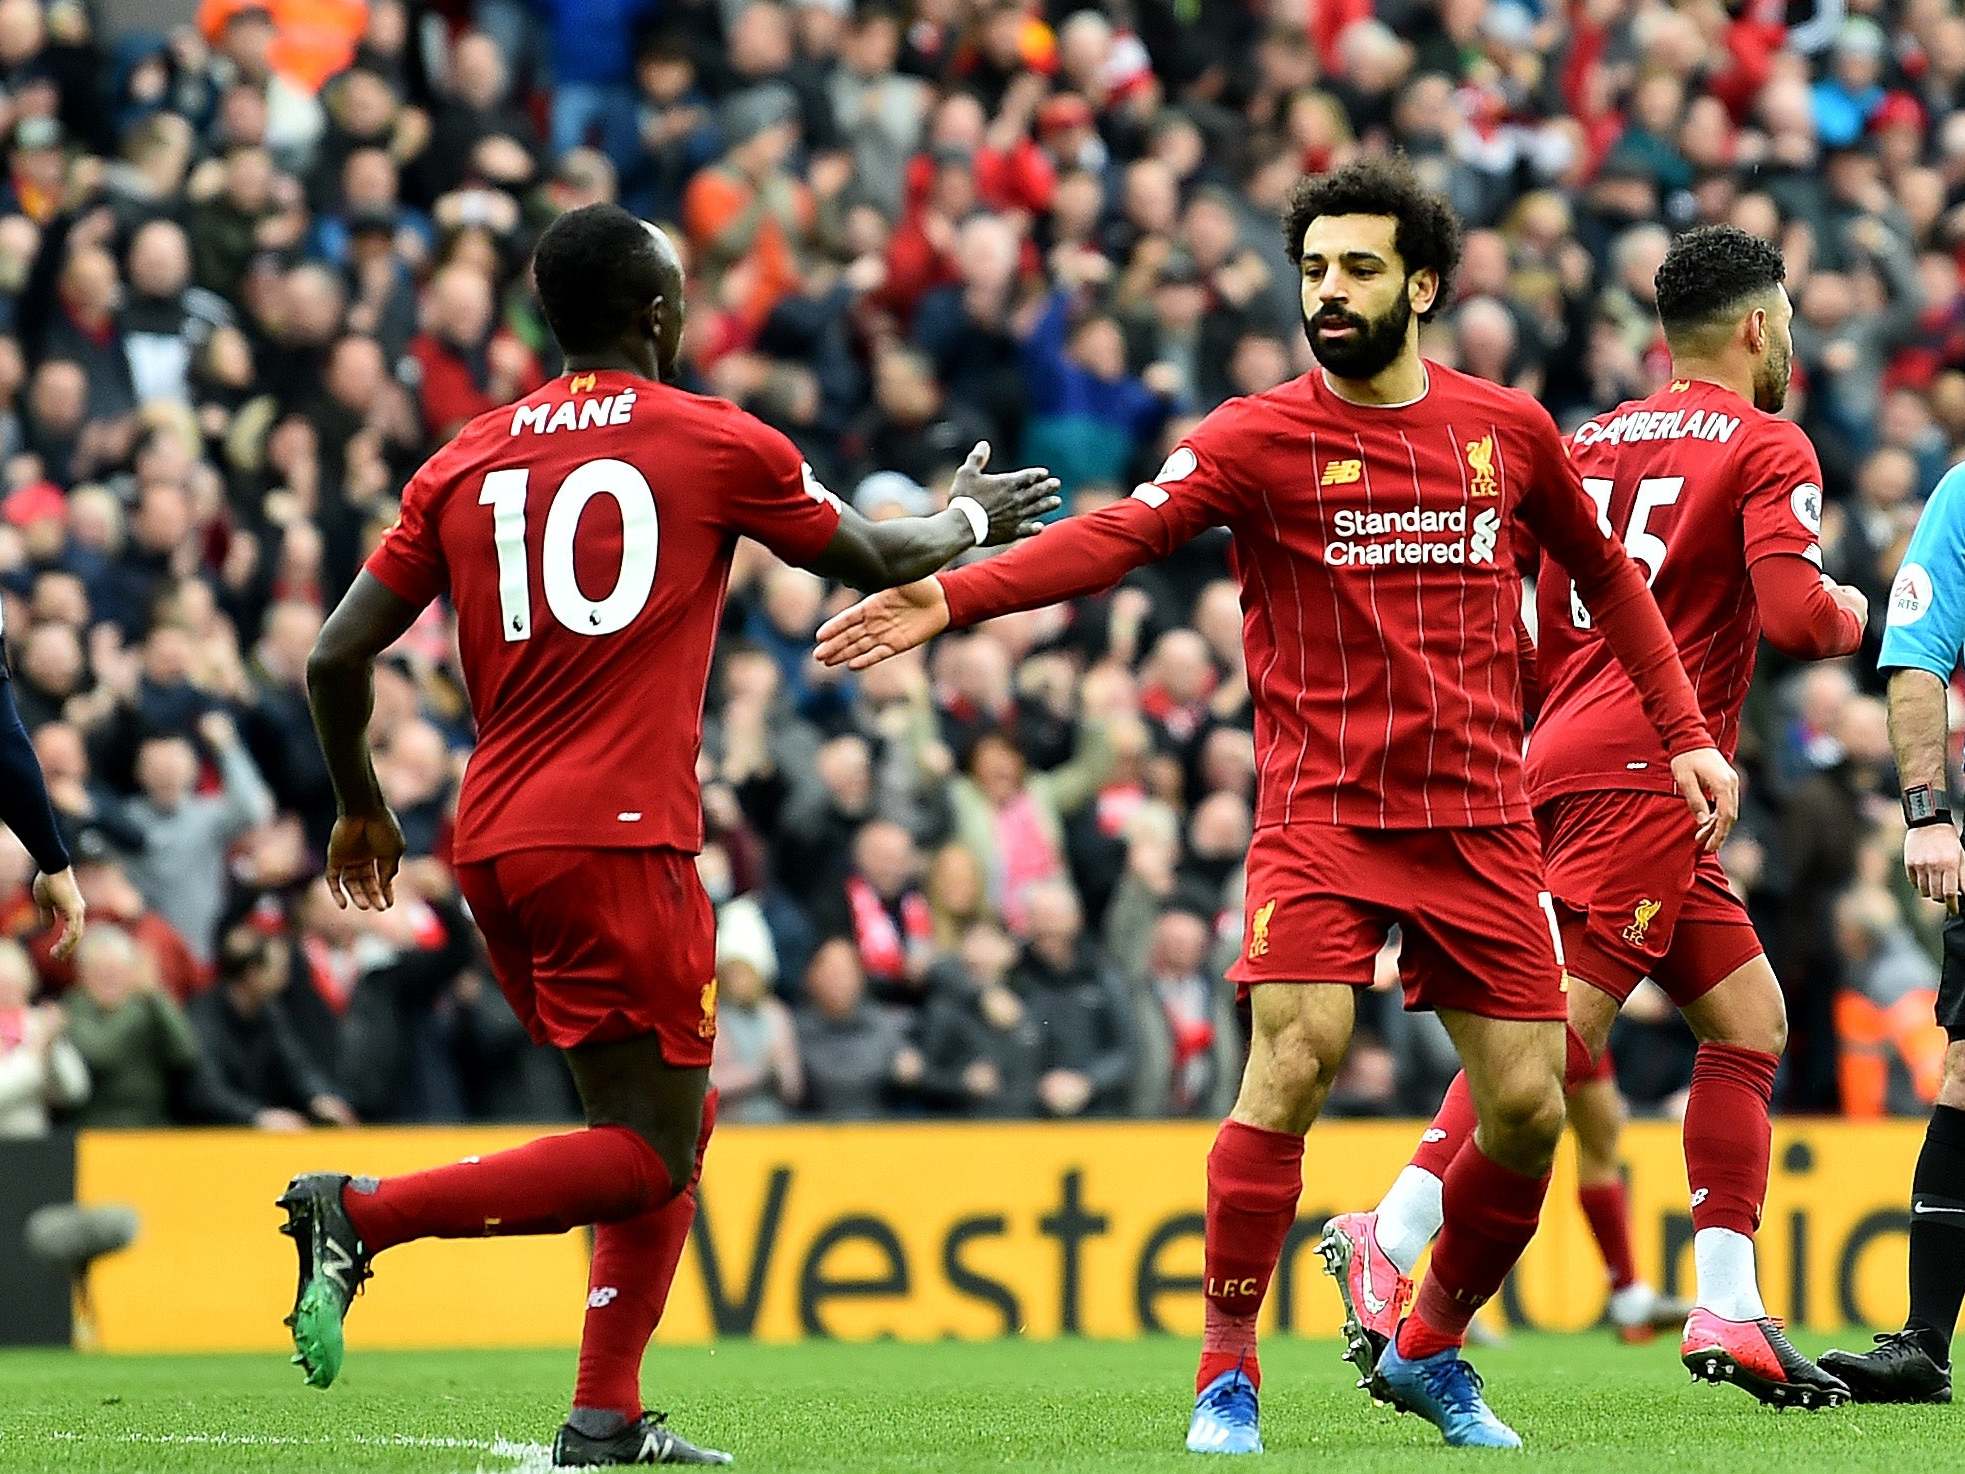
[1527, 378, 1862, 803]
[937, 363, 1712, 831]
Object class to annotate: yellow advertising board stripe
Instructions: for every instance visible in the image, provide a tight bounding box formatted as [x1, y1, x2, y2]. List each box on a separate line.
[75, 1121, 1922, 1354]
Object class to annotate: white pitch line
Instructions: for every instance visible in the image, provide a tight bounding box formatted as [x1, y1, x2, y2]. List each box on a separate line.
[40, 1429, 559, 1470]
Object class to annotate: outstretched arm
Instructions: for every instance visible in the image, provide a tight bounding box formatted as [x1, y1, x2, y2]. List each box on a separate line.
[307, 570, 419, 910]
[804, 444, 1061, 591]
[815, 496, 1193, 669]
[816, 417, 1249, 670]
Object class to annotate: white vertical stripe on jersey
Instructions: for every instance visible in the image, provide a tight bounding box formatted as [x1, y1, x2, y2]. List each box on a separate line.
[1443, 423, 1476, 826]
[1484, 423, 1514, 811]
[1255, 487, 1311, 829]
[1309, 431, 1351, 824]
[1351, 433, 1396, 828]
[1399, 430, 1440, 828]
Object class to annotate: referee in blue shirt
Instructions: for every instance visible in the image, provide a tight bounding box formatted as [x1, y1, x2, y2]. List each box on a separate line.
[1825, 460, 1965, 1403]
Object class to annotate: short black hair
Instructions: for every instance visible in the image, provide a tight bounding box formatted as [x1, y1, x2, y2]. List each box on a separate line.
[531, 203, 668, 356]
[1282, 155, 1462, 322]
[1653, 224, 1787, 339]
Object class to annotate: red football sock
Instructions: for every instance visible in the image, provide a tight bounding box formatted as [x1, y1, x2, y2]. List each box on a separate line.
[1577, 1179, 1637, 1291]
[1400, 1143, 1548, 1358]
[342, 1125, 673, 1253]
[1196, 1119, 1304, 1392]
[1684, 1043, 1777, 1235]
[1409, 1072, 1476, 1179]
[574, 1093, 718, 1421]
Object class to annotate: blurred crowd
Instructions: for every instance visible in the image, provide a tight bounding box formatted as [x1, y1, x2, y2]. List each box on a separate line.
[0, 0, 1959, 1140]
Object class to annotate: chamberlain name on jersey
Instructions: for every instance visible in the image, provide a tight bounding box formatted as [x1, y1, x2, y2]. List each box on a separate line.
[1569, 402, 1743, 449]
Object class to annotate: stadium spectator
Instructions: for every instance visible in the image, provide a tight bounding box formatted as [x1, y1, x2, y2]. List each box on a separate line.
[121, 713, 274, 963]
[1009, 880, 1134, 1118]
[61, 926, 208, 1127]
[824, 818, 933, 1008]
[1126, 903, 1237, 1118]
[0, 935, 86, 1136]
[794, 936, 918, 1119]
[915, 918, 1040, 1116]
[709, 896, 802, 1124]
[189, 919, 355, 1129]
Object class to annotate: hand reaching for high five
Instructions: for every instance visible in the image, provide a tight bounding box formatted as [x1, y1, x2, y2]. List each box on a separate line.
[816, 579, 952, 671]
[949, 442, 1062, 545]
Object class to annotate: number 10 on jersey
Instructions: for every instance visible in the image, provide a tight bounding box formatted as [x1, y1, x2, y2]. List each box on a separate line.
[1570, 474, 1683, 629]
[479, 457, 660, 640]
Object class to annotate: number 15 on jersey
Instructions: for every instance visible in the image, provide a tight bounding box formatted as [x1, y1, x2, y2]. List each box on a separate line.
[1570, 474, 1683, 629]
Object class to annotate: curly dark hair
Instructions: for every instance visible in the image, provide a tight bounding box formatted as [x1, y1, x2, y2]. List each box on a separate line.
[1281, 156, 1462, 322]
[1653, 225, 1787, 340]
[532, 203, 672, 356]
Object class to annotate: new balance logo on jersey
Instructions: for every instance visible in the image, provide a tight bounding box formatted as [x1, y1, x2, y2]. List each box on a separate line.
[1690, 1188, 1709, 1209]
[510, 390, 639, 436]
[1248, 899, 1276, 959]
[1321, 458, 1362, 486]
[1622, 898, 1662, 945]
[1465, 435, 1499, 497]
[588, 1286, 619, 1308]
[1422, 1128, 1448, 1144]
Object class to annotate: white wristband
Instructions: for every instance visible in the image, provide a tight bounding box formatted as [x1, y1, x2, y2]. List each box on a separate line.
[950, 495, 989, 544]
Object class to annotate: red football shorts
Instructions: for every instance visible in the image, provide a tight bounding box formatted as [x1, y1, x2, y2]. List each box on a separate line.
[1227, 822, 1566, 1022]
[455, 846, 717, 1066]
[1534, 789, 1764, 1010]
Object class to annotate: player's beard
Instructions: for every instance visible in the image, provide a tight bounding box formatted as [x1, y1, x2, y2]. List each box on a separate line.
[1303, 291, 1413, 380]
[1753, 338, 1791, 414]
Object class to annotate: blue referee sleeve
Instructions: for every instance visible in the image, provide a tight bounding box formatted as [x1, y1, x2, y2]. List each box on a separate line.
[1881, 461, 1965, 682]
[0, 676, 70, 874]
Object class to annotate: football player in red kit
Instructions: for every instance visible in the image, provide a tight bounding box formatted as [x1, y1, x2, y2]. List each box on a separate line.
[1336, 225, 1866, 1410]
[815, 159, 1737, 1450]
[281, 204, 1059, 1467]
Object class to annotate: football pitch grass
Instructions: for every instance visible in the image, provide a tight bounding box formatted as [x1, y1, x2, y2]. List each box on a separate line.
[0, 1333, 1949, 1474]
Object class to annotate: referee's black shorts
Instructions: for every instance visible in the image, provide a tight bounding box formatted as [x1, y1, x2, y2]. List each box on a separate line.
[1938, 913, 1965, 1038]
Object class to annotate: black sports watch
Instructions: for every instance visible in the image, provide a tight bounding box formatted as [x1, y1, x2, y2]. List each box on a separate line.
[1903, 783, 1955, 829]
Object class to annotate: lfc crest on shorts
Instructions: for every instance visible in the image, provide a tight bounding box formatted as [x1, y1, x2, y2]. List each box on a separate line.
[1622, 898, 1662, 945]
[1248, 898, 1276, 960]
[697, 978, 718, 1040]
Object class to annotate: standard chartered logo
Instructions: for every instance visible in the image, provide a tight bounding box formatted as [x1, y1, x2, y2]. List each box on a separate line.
[1325, 504, 1503, 568]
